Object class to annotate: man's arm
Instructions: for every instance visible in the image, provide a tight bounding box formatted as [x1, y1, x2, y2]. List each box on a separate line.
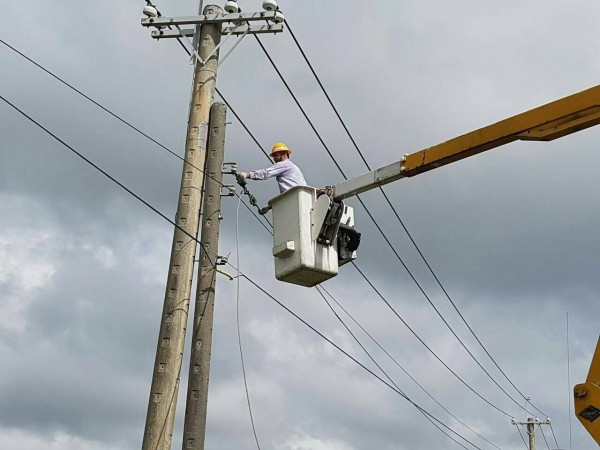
[248, 162, 287, 180]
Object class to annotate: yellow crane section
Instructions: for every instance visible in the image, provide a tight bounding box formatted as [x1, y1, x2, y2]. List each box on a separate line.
[574, 337, 600, 445]
[402, 85, 600, 176]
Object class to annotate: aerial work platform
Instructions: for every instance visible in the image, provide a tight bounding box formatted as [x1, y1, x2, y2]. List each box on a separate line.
[268, 85, 600, 287]
[269, 186, 358, 287]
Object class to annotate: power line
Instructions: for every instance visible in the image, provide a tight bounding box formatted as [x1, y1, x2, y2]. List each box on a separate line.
[315, 285, 484, 450]
[1, 95, 482, 450]
[235, 196, 261, 450]
[0, 39, 179, 165]
[117, 28, 527, 421]
[3, 31, 545, 447]
[250, 32, 524, 417]
[1, 24, 544, 449]
[317, 285, 503, 450]
[515, 425, 530, 450]
[0, 39, 273, 234]
[242, 276, 484, 450]
[3, 15, 549, 442]
[539, 424, 552, 450]
[0, 94, 217, 263]
[549, 422, 561, 450]
[281, 20, 547, 418]
[350, 261, 512, 418]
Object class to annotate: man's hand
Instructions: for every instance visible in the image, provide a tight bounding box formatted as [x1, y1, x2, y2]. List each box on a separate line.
[259, 205, 272, 215]
[236, 172, 248, 182]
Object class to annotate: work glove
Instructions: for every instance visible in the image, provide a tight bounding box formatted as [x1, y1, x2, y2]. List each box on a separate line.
[259, 205, 272, 215]
[236, 172, 248, 182]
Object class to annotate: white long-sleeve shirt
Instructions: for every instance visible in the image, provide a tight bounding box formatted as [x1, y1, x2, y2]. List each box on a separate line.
[248, 159, 307, 193]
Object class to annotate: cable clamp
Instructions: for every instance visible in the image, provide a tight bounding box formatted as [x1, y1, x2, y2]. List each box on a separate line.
[220, 184, 236, 197]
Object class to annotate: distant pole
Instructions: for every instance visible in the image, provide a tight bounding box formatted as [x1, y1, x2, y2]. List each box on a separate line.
[142, 5, 222, 450]
[527, 418, 536, 450]
[182, 102, 227, 449]
[513, 415, 551, 450]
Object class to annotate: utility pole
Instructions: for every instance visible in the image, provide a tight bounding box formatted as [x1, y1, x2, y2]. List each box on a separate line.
[182, 102, 227, 449]
[141, 3, 284, 449]
[512, 416, 552, 450]
[142, 5, 223, 450]
[527, 418, 536, 450]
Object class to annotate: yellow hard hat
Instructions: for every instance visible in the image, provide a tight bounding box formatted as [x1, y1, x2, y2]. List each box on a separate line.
[270, 142, 292, 157]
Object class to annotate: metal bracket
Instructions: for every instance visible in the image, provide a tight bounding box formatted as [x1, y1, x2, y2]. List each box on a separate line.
[216, 255, 229, 266]
[222, 162, 238, 174]
[317, 200, 344, 246]
[220, 184, 236, 197]
[174, 21, 238, 66]
[152, 24, 284, 39]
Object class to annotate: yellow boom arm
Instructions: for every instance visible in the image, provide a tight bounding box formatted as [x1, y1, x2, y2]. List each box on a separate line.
[574, 337, 600, 445]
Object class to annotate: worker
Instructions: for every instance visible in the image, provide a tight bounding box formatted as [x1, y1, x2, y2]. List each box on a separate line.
[236, 142, 307, 194]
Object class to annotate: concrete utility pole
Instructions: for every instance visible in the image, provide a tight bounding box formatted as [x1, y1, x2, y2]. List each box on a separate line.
[527, 418, 536, 450]
[182, 102, 227, 449]
[142, 5, 223, 450]
[512, 417, 552, 450]
[141, 3, 284, 448]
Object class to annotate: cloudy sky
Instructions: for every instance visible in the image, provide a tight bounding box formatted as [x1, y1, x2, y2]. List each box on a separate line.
[1, 0, 599, 449]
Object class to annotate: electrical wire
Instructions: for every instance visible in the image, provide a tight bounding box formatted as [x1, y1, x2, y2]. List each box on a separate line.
[175, 27, 522, 426]
[4, 33, 482, 450]
[1, 95, 485, 450]
[317, 285, 503, 450]
[281, 20, 548, 418]
[539, 424, 551, 450]
[252, 32, 532, 418]
[167, 34, 513, 435]
[515, 425, 529, 450]
[0, 94, 214, 261]
[314, 287, 467, 449]
[549, 422, 560, 450]
[235, 195, 261, 450]
[0, 39, 273, 235]
[0, 39, 180, 166]
[315, 285, 499, 450]
[139, 28, 524, 421]
[212, 34, 516, 417]
[241, 275, 484, 450]
[1, 29, 522, 447]
[350, 261, 511, 418]
[1, 91, 218, 450]
[6, 8, 547, 436]
[215, 87, 271, 163]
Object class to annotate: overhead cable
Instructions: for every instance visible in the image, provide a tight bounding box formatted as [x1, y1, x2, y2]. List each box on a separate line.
[0, 39, 272, 235]
[282, 20, 547, 418]
[318, 285, 503, 450]
[235, 196, 261, 450]
[315, 286, 493, 450]
[539, 424, 551, 450]
[349, 261, 511, 417]
[252, 33, 524, 417]
[515, 425, 529, 450]
[1, 95, 481, 450]
[242, 276, 483, 450]
[549, 422, 561, 450]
